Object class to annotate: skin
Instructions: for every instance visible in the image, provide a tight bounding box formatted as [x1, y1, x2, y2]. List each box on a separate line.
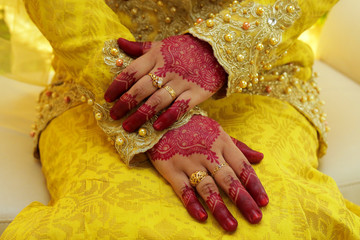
[104, 35, 227, 132]
[147, 115, 268, 232]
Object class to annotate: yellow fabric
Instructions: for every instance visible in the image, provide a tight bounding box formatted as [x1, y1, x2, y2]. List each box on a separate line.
[23, 0, 134, 101]
[2, 94, 360, 239]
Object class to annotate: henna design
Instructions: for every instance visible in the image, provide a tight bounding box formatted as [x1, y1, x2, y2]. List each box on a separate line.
[231, 137, 263, 163]
[105, 71, 137, 102]
[155, 35, 226, 92]
[122, 103, 158, 132]
[149, 115, 220, 163]
[228, 177, 262, 224]
[240, 163, 269, 207]
[205, 191, 237, 232]
[110, 93, 138, 120]
[153, 99, 190, 131]
[181, 184, 207, 221]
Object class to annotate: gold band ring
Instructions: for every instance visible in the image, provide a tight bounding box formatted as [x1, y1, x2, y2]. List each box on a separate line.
[148, 73, 163, 88]
[211, 163, 228, 176]
[189, 170, 209, 187]
[163, 85, 176, 100]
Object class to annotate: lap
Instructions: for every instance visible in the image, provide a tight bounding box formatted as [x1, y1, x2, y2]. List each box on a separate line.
[2, 95, 359, 240]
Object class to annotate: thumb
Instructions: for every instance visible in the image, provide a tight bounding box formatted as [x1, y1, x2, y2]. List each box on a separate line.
[117, 38, 152, 58]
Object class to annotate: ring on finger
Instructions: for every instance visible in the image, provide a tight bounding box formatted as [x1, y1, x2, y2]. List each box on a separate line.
[163, 85, 176, 100]
[211, 163, 228, 176]
[148, 73, 163, 88]
[190, 170, 209, 187]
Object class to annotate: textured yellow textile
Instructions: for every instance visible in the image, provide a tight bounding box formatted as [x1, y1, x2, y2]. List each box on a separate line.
[2, 94, 360, 239]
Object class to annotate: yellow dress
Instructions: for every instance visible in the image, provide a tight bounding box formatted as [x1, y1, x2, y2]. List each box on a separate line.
[2, 0, 360, 239]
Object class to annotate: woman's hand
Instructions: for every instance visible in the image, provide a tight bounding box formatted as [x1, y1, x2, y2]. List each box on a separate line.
[104, 35, 227, 132]
[147, 115, 268, 232]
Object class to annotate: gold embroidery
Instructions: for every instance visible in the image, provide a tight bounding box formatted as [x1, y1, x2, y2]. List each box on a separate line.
[188, 0, 301, 95]
[240, 63, 328, 156]
[105, 0, 226, 41]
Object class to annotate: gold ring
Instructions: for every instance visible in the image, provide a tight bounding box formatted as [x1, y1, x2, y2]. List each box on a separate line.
[163, 85, 176, 100]
[148, 73, 163, 88]
[211, 163, 228, 176]
[189, 170, 209, 187]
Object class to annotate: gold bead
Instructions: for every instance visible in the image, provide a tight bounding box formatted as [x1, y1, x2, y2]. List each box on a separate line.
[239, 80, 247, 88]
[233, 0, 239, 4]
[95, 112, 102, 120]
[224, 33, 233, 42]
[87, 99, 94, 106]
[196, 18, 203, 24]
[278, 75, 286, 81]
[226, 49, 232, 54]
[250, 60, 254, 65]
[237, 54, 245, 62]
[280, 25, 286, 30]
[170, 7, 176, 13]
[110, 48, 119, 56]
[138, 128, 147, 137]
[275, 5, 279, 10]
[80, 95, 86, 102]
[265, 86, 272, 93]
[115, 137, 125, 146]
[116, 58, 124, 67]
[256, 7, 264, 15]
[259, 76, 264, 82]
[325, 126, 331, 132]
[320, 116, 326, 122]
[256, 43, 264, 51]
[30, 131, 36, 138]
[165, 17, 171, 23]
[206, 19, 215, 28]
[157, 1, 164, 7]
[294, 66, 301, 72]
[242, 9, 248, 14]
[252, 78, 259, 84]
[274, 72, 279, 76]
[308, 95, 315, 101]
[175, 29, 179, 33]
[300, 96, 308, 103]
[237, 87, 243, 93]
[321, 113, 327, 118]
[131, 8, 138, 15]
[264, 63, 272, 70]
[209, 13, 215, 18]
[242, 22, 250, 30]
[223, 14, 231, 23]
[320, 100, 326, 105]
[255, 20, 260, 26]
[51, 92, 58, 98]
[312, 108, 319, 114]
[247, 82, 253, 89]
[287, 5, 295, 13]
[265, 49, 270, 54]
[314, 72, 319, 78]
[270, 37, 278, 45]
[285, 87, 292, 94]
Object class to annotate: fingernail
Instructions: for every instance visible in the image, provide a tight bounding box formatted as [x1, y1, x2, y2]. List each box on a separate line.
[109, 109, 118, 120]
[197, 209, 208, 222]
[249, 210, 262, 224]
[223, 217, 238, 232]
[104, 95, 112, 103]
[153, 121, 164, 131]
[259, 195, 269, 207]
[122, 121, 133, 132]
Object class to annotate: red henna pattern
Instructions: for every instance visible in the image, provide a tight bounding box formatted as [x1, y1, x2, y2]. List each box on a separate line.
[120, 93, 138, 110]
[153, 99, 190, 130]
[155, 35, 226, 92]
[206, 191, 226, 213]
[239, 162, 268, 207]
[138, 103, 158, 121]
[122, 103, 158, 132]
[230, 137, 263, 163]
[167, 99, 190, 120]
[181, 185, 208, 221]
[114, 71, 137, 90]
[149, 115, 220, 163]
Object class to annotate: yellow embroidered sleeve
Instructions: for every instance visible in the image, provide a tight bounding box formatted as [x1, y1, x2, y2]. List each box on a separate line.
[188, 0, 338, 95]
[188, 0, 338, 157]
[25, 0, 204, 165]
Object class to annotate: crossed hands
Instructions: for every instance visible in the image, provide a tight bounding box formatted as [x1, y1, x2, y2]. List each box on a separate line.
[104, 35, 268, 232]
